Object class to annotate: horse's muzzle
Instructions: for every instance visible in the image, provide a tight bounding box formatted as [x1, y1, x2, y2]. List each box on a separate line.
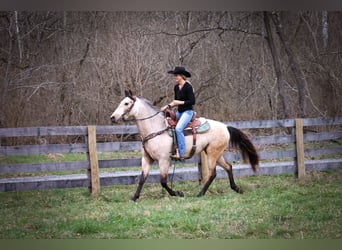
[111, 116, 117, 124]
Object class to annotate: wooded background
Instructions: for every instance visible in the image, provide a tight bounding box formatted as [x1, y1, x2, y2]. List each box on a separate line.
[0, 11, 341, 128]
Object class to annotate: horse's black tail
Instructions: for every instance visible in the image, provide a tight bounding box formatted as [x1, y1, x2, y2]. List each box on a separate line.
[227, 126, 259, 172]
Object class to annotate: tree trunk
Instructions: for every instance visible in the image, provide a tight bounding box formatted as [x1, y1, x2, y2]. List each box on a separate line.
[322, 11, 328, 49]
[14, 11, 23, 64]
[271, 12, 307, 118]
[263, 11, 291, 119]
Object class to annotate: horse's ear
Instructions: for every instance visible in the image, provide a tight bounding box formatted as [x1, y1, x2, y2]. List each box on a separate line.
[124, 90, 132, 97]
[125, 89, 136, 101]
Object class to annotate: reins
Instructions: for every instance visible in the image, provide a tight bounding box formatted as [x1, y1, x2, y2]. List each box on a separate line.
[117, 96, 181, 192]
[122, 98, 168, 151]
[121, 98, 163, 122]
[136, 111, 162, 121]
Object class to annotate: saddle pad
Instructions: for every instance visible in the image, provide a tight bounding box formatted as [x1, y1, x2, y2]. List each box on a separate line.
[168, 119, 210, 137]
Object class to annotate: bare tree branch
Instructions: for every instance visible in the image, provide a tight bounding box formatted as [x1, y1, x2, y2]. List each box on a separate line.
[147, 26, 263, 38]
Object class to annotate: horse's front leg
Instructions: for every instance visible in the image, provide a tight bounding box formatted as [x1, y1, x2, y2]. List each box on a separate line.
[159, 159, 184, 197]
[131, 150, 153, 202]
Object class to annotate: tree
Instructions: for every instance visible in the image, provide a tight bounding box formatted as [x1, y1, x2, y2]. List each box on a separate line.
[271, 12, 308, 118]
[0, 11, 341, 129]
[263, 11, 291, 119]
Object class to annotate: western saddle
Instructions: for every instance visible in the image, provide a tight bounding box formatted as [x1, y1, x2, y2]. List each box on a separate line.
[164, 109, 208, 160]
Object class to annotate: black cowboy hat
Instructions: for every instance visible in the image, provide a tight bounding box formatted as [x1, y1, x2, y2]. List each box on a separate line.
[168, 66, 191, 78]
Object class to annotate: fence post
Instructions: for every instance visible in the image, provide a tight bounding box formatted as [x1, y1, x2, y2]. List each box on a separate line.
[198, 151, 209, 184]
[87, 125, 100, 196]
[295, 118, 305, 179]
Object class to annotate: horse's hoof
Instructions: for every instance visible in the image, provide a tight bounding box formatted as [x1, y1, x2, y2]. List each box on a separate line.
[231, 185, 243, 194]
[130, 197, 138, 202]
[175, 191, 184, 197]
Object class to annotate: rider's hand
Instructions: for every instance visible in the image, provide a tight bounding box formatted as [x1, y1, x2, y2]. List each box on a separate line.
[160, 105, 168, 112]
[170, 100, 184, 106]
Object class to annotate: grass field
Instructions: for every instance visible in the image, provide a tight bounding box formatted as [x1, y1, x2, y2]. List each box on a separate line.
[0, 170, 341, 239]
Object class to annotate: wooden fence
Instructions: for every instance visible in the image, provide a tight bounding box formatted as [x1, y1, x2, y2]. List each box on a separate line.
[0, 117, 341, 194]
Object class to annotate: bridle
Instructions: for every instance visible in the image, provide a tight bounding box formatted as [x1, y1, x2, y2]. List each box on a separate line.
[120, 97, 168, 150]
[121, 97, 162, 122]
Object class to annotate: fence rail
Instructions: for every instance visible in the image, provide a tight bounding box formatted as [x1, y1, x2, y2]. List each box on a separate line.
[0, 117, 341, 193]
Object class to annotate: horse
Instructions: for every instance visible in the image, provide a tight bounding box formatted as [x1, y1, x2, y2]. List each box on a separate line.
[110, 90, 259, 201]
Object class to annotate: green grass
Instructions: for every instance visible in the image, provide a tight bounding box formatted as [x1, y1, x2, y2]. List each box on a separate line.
[0, 151, 200, 178]
[0, 152, 144, 178]
[0, 170, 341, 239]
[0, 151, 141, 165]
[0, 153, 84, 164]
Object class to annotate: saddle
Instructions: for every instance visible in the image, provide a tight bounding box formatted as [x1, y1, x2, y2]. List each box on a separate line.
[164, 109, 210, 159]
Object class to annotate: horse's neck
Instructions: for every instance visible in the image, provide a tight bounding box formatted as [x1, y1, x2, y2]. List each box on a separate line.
[135, 99, 166, 137]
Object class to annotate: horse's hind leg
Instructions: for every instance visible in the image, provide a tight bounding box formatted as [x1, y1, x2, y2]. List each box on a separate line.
[197, 149, 220, 197]
[197, 167, 216, 197]
[217, 156, 243, 194]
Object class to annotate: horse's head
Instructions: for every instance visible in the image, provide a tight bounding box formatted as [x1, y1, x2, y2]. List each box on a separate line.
[110, 90, 136, 123]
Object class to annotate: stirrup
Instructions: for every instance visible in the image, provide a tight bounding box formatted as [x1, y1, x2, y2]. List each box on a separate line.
[170, 154, 185, 162]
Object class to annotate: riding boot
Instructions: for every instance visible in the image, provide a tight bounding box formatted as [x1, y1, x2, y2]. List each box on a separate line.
[171, 148, 185, 161]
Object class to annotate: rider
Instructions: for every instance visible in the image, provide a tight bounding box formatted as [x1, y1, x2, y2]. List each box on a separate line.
[161, 66, 196, 161]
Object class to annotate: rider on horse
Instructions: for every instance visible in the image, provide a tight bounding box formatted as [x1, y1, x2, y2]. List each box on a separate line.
[161, 67, 196, 161]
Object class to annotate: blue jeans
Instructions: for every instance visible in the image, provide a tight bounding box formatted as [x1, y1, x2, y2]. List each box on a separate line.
[175, 110, 194, 157]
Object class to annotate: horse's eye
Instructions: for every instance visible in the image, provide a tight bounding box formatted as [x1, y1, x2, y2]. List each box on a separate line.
[124, 102, 129, 106]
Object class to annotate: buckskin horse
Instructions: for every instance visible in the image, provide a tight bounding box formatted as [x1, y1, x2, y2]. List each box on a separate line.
[110, 90, 259, 201]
